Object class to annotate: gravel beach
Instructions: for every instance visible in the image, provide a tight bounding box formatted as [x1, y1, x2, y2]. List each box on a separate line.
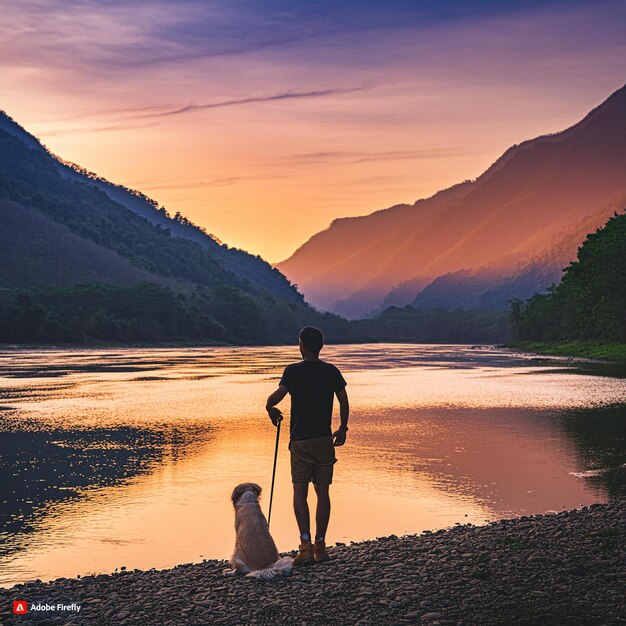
[2, 503, 624, 626]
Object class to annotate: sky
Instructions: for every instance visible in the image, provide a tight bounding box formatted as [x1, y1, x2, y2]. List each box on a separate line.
[1, 0, 625, 262]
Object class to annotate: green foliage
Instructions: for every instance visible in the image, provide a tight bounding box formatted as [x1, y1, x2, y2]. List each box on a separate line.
[356, 306, 511, 343]
[511, 211, 626, 342]
[507, 341, 626, 362]
[0, 282, 364, 345]
[0, 283, 224, 343]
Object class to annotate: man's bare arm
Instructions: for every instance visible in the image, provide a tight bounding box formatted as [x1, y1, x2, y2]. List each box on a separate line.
[333, 388, 349, 446]
[265, 385, 288, 426]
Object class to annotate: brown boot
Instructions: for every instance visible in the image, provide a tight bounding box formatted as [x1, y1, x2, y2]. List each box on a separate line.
[314, 540, 330, 563]
[292, 540, 314, 566]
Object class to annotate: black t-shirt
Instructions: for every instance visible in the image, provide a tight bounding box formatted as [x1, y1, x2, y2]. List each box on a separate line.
[279, 359, 347, 441]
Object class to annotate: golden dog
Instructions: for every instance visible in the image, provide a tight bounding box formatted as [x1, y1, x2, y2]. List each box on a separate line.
[223, 482, 292, 579]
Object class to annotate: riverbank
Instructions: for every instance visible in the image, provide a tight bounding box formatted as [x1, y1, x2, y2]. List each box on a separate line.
[2, 503, 624, 625]
[506, 340, 626, 363]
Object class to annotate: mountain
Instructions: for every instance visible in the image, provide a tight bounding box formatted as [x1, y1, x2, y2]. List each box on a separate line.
[0, 112, 298, 301]
[410, 200, 625, 311]
[277, 84, 626, 318]
[0, 198, 167, 288]
[0, 112, 358, 344]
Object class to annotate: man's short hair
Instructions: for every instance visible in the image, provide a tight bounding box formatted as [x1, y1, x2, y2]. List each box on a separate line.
[299, 326, 324, 355]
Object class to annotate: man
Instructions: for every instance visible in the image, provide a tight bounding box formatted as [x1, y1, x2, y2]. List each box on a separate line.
[265, 326, 349, 565]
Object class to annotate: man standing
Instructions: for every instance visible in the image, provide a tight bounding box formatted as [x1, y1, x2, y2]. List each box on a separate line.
[265, 326, 349, 565]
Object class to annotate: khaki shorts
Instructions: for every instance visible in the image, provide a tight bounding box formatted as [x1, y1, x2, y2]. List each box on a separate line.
[289, 435, 337, 485]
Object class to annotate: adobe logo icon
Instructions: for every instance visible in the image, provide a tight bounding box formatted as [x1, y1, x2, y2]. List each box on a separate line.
[13, 600, 28, 614]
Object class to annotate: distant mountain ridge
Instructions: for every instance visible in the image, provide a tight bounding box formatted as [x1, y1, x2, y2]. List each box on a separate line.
[277, 84, 626, 318]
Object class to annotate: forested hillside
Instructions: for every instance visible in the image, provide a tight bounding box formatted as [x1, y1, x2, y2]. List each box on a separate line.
[0, 282, 355, 345]
[510, 211, 626, 342]
[0, 112, 298, 300]
[356, 306, 511, 343]
[0, 115, 359, 345]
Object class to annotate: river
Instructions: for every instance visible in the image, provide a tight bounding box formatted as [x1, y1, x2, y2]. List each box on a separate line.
[0, 344, 624, 587]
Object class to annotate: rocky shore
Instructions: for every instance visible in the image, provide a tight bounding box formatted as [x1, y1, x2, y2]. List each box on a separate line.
[2, 503, 624, 626]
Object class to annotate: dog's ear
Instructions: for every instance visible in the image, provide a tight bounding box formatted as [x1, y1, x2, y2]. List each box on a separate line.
[231, 483, 247, 505]
[250, 483, 262, 497]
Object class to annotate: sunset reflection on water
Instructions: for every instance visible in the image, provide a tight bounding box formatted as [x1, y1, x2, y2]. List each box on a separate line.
[0, 344, 624, 587]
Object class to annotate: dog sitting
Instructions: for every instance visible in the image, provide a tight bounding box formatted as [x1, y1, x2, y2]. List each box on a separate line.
[223, 482, 292, 579]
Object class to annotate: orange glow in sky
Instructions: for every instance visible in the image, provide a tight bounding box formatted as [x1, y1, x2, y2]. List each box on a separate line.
[2, 1, 625, 261]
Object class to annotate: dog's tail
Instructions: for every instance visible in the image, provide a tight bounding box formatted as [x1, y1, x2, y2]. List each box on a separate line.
[246, 556, 293, 579]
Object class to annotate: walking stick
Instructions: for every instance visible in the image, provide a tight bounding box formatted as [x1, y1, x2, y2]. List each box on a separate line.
[267, 416, 282, 528]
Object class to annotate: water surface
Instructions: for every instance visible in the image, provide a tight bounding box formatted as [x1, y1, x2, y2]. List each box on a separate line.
[1, 344, 624, 587]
